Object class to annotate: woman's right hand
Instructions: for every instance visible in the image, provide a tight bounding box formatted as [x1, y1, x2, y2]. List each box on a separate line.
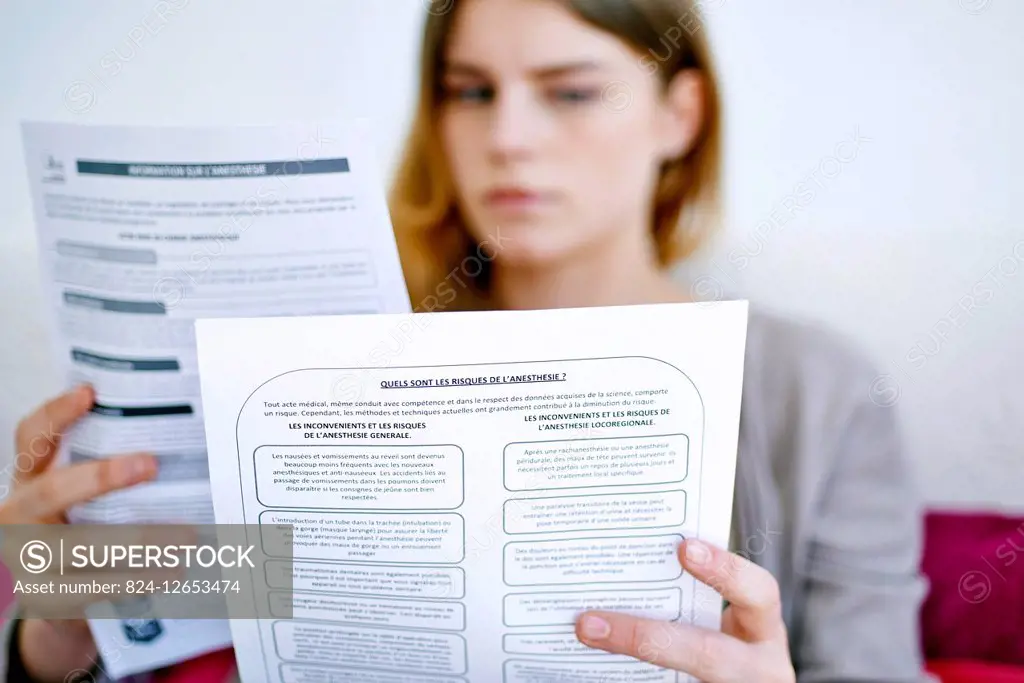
[1, 385, 159, 682]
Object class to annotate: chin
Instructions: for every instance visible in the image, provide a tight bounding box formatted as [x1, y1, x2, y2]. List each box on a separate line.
[469, 209, 572, 260]
[484, 225, 580, 269]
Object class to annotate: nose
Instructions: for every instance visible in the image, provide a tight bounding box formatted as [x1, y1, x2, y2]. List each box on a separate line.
[488, 84, 542, 164]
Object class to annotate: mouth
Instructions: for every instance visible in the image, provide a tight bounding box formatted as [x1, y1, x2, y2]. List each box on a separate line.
[483, 186, 554, 211]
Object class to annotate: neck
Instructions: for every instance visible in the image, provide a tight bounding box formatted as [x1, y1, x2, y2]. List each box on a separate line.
[489, 234, 687, 311]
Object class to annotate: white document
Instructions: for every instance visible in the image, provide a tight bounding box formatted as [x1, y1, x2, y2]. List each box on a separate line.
[88, 616, 233, 678]
[21, 120, 411, 679]
[195, 301, 749, 683]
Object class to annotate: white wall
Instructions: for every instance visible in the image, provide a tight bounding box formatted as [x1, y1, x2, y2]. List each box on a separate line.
[1, 0, 1021, 509]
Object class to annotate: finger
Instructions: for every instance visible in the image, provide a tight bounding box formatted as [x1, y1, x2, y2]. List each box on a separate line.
[680, 539, 784, 640]
[18, 596, 92, 620]
[12, 386, 94, 481]
[10, 453, 157, 520]
[25, 619, 93, 643]
[577, 611, 751, 683]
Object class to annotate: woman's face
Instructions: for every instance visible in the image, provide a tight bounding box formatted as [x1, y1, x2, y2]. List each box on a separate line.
[439, 0, 697, 267]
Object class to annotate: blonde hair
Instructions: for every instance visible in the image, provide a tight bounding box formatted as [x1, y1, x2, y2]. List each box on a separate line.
[389, 0, 723, 309]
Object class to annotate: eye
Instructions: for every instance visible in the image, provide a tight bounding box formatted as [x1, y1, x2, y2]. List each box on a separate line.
[442, 83, 495, 104]
[548, 87, 600, 104]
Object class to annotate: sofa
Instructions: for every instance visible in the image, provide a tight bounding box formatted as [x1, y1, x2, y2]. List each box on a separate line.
[920, 510, 1024, 681]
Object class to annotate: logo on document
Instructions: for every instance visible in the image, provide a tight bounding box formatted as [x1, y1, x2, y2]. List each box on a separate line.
[42, 153, 66, 184]
[122, 618, 164, 643]
[116, 597, 165, 643]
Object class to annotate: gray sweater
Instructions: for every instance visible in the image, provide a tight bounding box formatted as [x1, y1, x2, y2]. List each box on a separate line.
[2, 308, 932, 682]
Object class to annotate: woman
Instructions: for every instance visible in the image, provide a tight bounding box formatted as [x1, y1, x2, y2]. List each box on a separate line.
[2, 0, 929, 680]
[389, 0, 929, 680]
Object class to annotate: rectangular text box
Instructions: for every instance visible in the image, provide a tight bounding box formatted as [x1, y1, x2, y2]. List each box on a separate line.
[504, 490, 686, 535]
[265, 561, 465, 599]
[254, 445, 464, 510]
[504, 434, 688, 491]
[503, 534, 683, 586]
[270, 591, 466, 631]
[503, 659, 676, 683]
[273, 621, 467, 675]
[503, 588, 682, 627]
[259, 511, 465, 563]
[503, 632, 629, 658]
[281, 663, 467, 683]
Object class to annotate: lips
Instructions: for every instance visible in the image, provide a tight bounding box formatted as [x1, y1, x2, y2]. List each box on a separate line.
[483, 187, 551, 210]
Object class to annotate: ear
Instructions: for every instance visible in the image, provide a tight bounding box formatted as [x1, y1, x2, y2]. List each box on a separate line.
[657, 69, 705, 161]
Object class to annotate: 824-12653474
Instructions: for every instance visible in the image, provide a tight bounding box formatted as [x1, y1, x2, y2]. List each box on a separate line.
[126, 579, 241, 595]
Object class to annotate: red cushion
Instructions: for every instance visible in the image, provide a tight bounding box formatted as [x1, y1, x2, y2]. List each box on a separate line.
[921, 511, 1024, 664]
[927, 659, 1024, 683]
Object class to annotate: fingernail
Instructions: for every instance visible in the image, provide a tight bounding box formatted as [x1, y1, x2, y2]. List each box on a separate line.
[685, 539, 711, 566]
[130, 456, 155, 480]
[579, 615, 611, 640]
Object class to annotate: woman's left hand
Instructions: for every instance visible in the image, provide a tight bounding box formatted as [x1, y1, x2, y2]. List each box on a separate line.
[575, 538, 796, 683]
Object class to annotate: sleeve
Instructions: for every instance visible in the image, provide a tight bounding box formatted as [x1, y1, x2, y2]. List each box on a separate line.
[0, 613, 107, 683]
[792, 363, 935, 682]
[0, 611, 18, 682]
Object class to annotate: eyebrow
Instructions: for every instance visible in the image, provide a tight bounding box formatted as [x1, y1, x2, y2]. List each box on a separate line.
[442, 60, 604, 79]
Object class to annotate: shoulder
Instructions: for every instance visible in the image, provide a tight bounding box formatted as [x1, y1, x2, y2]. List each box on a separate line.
[745, 305, 882, 390]
[738, 304, 897, 481]
[743, 304, 888, 418]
